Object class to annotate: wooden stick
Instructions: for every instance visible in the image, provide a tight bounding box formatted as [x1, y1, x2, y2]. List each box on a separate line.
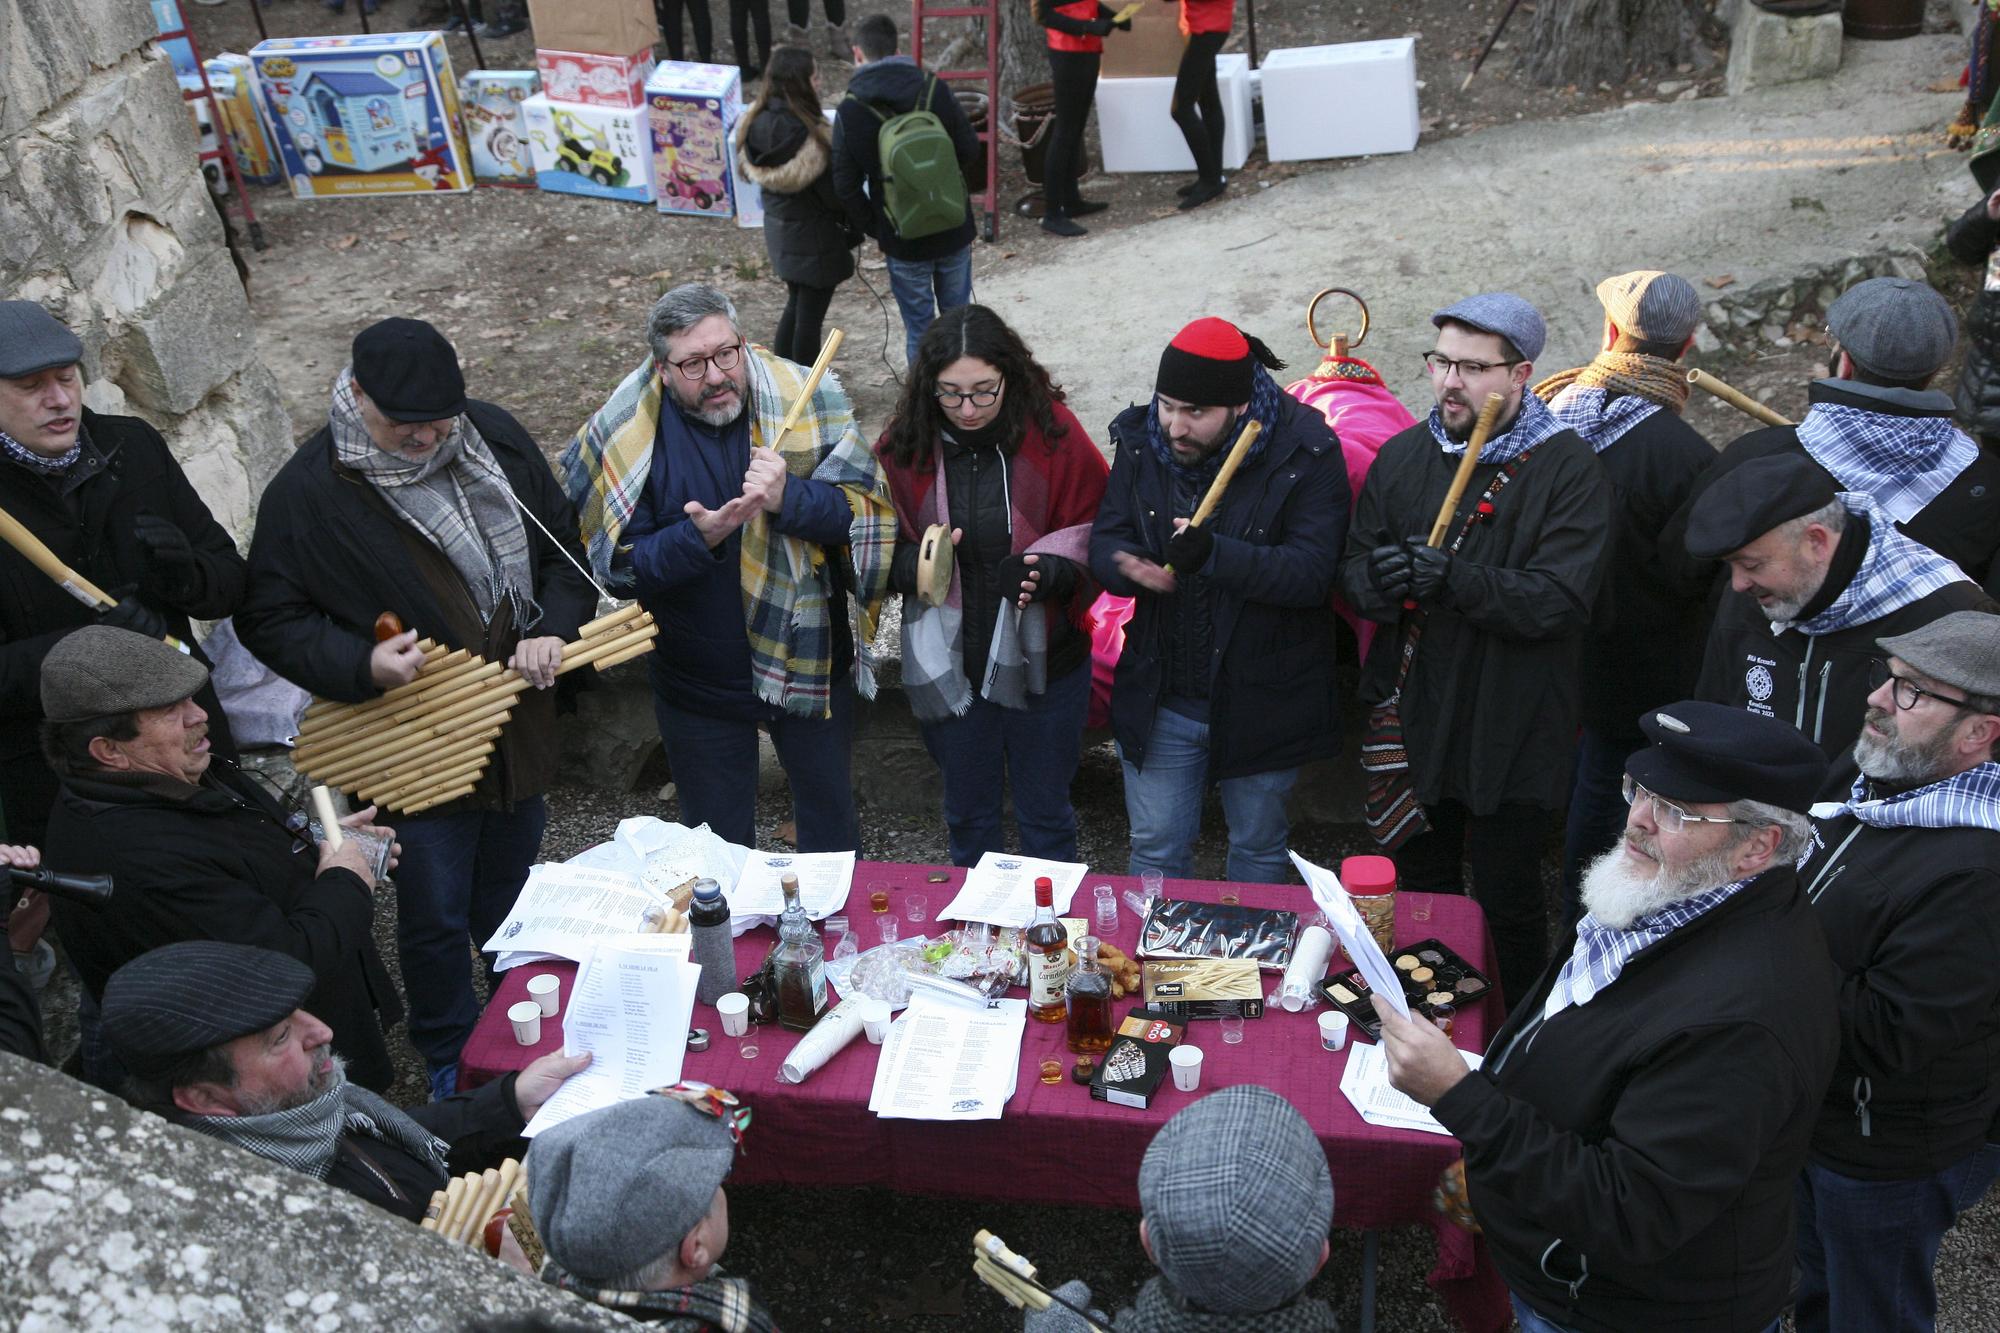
[294, 653, 489, 744]
[1460, 0, 1526, 93]
[1425, 393, 1505, 548]
[454, 1167, 503, 1244]
[588, 637, 658, 672]
[486, 1158, 522, 1244]
[1187, 419, 1264, 530]
[434, 1172, 479, 1242]
[298, 694, 521, 776]
[0, 504, 114, 608]
[1686, 368, 1792, 428]
[766, 328, 845, 455]
[310, 786, 343, 850]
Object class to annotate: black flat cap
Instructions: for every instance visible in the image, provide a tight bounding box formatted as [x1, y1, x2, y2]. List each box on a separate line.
[1684, 453, 1839, 560]
[1626, 700, 1828, 815]
[351, 317, 465, 423]
[102, 941, 314, 1079]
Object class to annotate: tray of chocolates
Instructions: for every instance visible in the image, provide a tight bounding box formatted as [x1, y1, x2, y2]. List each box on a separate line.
[1316, 937, 1493, 1040]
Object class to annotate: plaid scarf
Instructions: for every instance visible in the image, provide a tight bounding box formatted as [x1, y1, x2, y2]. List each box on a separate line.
[1782, 493, 1971, 636]
[1145, 363, 1284, 485]
[0, 425, 81, 474]
[181, 1069, 449, 1183]
[1794, 400, 1980, 526]
[544, 1263, 778, 1333]
[330, 368, 538, 630]
[1544, 877, 1752, 1020]
[1426, 386, 1565, 464]
[1815, 761, 2000, 833]
[561, 347, 895, 717]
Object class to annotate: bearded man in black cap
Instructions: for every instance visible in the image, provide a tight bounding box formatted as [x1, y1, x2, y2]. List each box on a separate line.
[237, 319, 596, 1100]
[1375, 701, 1840, 1333]
[1689, 451, 1988, 797]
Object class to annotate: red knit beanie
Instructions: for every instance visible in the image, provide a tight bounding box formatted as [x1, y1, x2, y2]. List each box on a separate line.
[1156, 317, 1281, 407]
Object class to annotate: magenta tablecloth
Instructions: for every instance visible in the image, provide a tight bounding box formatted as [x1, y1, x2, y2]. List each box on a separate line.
[461, 863, 1510, 1333]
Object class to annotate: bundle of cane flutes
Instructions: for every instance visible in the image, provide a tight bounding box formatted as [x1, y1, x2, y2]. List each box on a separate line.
[421, 1156, 527, 1255]
[971, 1229, 1112, 1332]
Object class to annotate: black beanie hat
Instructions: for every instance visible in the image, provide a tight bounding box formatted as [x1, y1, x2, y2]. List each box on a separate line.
[1156, 317, 1285, 407]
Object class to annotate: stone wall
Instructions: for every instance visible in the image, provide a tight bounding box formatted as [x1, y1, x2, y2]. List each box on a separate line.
[0, 0, 291, 540]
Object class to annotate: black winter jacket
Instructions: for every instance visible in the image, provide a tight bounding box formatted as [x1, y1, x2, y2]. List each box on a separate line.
[0, 409, 244, 840]
[830, 55, 981, 261]
[1434, 867, 1839, 1333]
[737, 105, 858, 291]
[1338, 422, 1612, 814]
[1800, 804, 2000, 1179]
[1089, 395, 1348, 779]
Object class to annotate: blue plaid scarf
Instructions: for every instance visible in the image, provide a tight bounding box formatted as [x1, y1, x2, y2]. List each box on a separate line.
[1426, 387, 1565, 464]
[1544, 877, 1753, 1019]
[0, 425, 82, 475]
[1796, 400, 1979, 525]
[1146, 362, 1283, 484]
[1814, 761, 2000, 833]
[1542, 385, 1663, 453]
[1784, 493, 1971, 636]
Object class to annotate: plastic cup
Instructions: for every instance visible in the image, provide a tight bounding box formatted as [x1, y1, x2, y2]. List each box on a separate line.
[526, 973, 560, 1017]
[1318, 1010, 1349, 1052]
[1140, 870, 1164, 903]
[507, 1000, 542, 1046]
[860, 997, 892, 1044]
[869, 881, 891, 913]
[1169, 1044, 1203, 1092]
[344, 826, 394, 883]
[717, 991, 751, 1038]
[904, 894, 928, 924]
[878, 914, 901, 946]
[1039, 1059, 1063, 1085]
[1092, 884, 1119, 934]
[1431, 1003, 1457, 1037]
[1218, 1015, 1244, 1045]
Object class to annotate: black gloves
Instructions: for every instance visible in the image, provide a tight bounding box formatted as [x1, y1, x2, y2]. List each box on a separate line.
[606, 543, 637, 594]
[888, 541, 922, 597]
[998, 553, 1057, 603]
[1367, 542, 1414, 600]
[1086, 16, 1115, 34]
[98, 585, 170, 642]
[1165, 522, 1215, 575]
[134, 513, 199, 605]
[1406, 538, 1454, 604]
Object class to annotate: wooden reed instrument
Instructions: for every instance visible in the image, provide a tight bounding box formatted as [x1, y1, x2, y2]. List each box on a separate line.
[420, 1156, 525, 1255]
[1426, 393, 1505, 548]
[970, 1230, 1111, 1332]
[0, 502, 190, 652]
[1685, 368, 1792, 428]
[1188, 418, 1263, 530]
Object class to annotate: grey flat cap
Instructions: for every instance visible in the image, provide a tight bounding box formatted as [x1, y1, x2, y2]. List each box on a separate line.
[1597, 270, 1701, 345]
[1827, 277, 1957, 381]
[1879, 610, 2000, 698]
[103, 942, 314, 1080]
[0, 301, 84, 379]
[41, 625, 208, 722]
[526, 1093, 739, 1285]
[1432, 292, 1547, 363]
[1138, 1085, 1334, 1314]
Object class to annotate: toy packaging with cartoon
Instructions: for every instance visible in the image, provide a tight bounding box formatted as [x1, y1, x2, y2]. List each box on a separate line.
[205, 54, 285, 187]
[523, 94, 656, 204]
[534, 48, 656, 110]
[149, 0, 199, 79]
[251, 32, 474, 197]
[645, 62, 746, 221]
[460, 69, 540, 188]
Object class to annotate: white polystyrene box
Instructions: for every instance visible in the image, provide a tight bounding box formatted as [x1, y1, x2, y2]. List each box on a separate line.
[1261, 39, 1419, 162]
[1097, 53, 1252, 174]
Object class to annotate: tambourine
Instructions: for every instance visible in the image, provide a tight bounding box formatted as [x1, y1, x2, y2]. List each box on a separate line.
[917, 522, 954, 607]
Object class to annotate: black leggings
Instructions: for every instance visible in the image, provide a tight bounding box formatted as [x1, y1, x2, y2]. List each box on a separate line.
[775, 282, 836, 365]
[786, 0, 845, 27]
[655, 0, 714, 62]
[1044, 47, 1100, 213]
[1170, 30, 1226, 182]
[730, 0, 773, 73]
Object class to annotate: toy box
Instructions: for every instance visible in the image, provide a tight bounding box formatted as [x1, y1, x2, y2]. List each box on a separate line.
[460, 69, 540, 187]
[251, 32, 474, 196]
[205, 54, 285, 187]
[535, 47, 656, 109]
[524, 93, 655, 203]
[646, 62, 742, 220]
[149, 0, 199, 79]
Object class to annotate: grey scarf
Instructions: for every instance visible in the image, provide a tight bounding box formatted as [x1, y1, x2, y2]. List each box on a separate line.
[184, 1068, 450, 1183]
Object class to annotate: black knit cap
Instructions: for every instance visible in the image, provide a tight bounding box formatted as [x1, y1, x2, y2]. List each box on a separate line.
[1683, 453, 1839, 560]
[102, 941, 314, 1079]
[1156, 317, 1284, 408]
[351, 317, 466, 422]
[1625, 700, 1828, 814]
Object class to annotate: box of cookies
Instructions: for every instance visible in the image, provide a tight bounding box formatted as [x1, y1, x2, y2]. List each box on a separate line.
[1318, 937, 1493, 1039]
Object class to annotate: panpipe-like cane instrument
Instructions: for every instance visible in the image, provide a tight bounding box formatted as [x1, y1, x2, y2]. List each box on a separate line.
[970, 1230, 1112, 1332]
[420, 1156, 529, 1256]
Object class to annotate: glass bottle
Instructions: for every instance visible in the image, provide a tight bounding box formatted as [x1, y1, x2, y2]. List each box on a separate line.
[688, 878, 737, 1005]
[1065, 933, 1114, 1054]
[772, 873, 828, 1032]
[1024, 876, 1072, 1024]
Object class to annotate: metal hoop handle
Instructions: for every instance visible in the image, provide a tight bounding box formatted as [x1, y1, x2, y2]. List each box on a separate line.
[1306, 287, 1371, 353]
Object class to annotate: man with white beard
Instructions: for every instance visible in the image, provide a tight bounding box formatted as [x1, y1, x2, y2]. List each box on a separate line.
[1792, 610, 2000, 1333]
[1373, 701, 1839, 1333]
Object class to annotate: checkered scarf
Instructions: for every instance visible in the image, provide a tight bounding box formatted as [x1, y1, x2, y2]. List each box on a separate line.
[1426, 386, 1566, 464]
[181, 1071, 449, 1183]
[0, 424, 81, 474]
[1537, 385, 1664, 453]
[1795, 400, 1980, 525]
[1782, 493, 1971, 636]
[1815, 761, 2000, 833]
[1544, 877, 1753, 1020]
[543, 1263, 777, 1333]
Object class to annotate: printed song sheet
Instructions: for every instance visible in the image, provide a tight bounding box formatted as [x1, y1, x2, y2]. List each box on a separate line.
[1289, 850, 1409, 1018]
[730, 850, 856, 919]
[940, 853, 1086, 928]
[484, 865, 664, 968]
[1338, 1040, 1481, 1137]
[523, 942, 700, 1137]
[867, 996, 1026, 1121]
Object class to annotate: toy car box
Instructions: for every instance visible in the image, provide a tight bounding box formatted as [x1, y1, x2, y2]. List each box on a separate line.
[646, 61, 742, 219]
[523, 93, 655, 204]
[535, 47, 655, 109]
[251, 32, 473, 196]
[205, 53, 285, 186]
[460, 69, 540, 187]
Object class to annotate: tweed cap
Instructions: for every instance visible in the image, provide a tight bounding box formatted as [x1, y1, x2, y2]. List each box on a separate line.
[1683, 453, 1839, 560]
[1137, 1085, 1334, 1314]
[1431, 292, 1547, 363]
[1879, 610, 2000, 699]
[1827, 277, 1957, 381]
[0, 300, 83, 379]
[40, 625, 208, 722]
[351, 317, 466, 422]
[1597, 270, 1701, 345]
[526, 1093, 739, 1285]
[102, 942, 315, 1080]
[1626, 700, 1829, 814]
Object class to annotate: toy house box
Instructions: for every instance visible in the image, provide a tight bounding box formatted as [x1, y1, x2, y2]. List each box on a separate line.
[646, 61, 744, 220]
[523, 94, 655, 204]
[251, 32, 473, 196]
[461, 69, 539, 187]
[205, 53, 285, 187]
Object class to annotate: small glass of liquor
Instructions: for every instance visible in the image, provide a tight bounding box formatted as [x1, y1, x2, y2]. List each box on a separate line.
[1431, 1003, 1457, 1037]
[1039, 1058, 1063, 1086]
[1218, 1014, 1244, 1045]
[903, 894, 928, 924]
[869, 881, 891, 913]
[1065, 933, 1115, 1055]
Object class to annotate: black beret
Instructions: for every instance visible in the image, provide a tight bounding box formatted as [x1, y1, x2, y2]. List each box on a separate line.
[1684, 453, 1839, 561]
[1625, 700, 1829, 815]
[102, 941, 314, 1080]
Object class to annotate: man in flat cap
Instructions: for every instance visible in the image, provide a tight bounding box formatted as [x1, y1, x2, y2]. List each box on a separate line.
[1023, 1084, 1338, 1331]
[102, 940, 585, 1225]
[1689, 451, 1988, 797]
[1338, 292, 1611, 1005]
[238, 318, 596, 1100]
[1791, 609, 2000, 1331]
[1531, 272, 1721, 931]
[526, 1087, 772, 1330]
[1375, 701, 1839, 1333]
[1699, 276, 2000, 586]
[39, 626, 402, 1090]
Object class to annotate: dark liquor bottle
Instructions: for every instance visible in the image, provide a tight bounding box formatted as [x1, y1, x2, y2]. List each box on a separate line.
[772, 873, 828, 1033]
[1024, 876, 1072, 1024]
[1065, 933, 1114, 1054]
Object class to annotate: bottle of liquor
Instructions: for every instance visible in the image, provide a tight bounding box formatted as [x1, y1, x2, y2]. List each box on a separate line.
[1065, 933, 1114, 1054]
[688, 878, 737, 1005]
[772, 873, 828, 1032]
[1024, 876, 1072, 1024]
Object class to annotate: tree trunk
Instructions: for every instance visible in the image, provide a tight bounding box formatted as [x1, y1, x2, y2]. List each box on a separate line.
[998, 0, 1051, 102]
[1520, 0, 1704, 88]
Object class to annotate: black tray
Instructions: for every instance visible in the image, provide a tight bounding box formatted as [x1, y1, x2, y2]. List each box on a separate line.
[1316, 936, 1494, 1039]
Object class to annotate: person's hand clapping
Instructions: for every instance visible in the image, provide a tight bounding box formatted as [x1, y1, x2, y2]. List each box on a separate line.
[1113, 549, 1177, 595]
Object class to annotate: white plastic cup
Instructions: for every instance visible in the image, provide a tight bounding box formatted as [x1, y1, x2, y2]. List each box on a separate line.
[1169, 1044, 1203, 1092]
[527, 973, 561, 1017]
[1318, 1010, 1349, 1052]
[717, 991, 751, 1038]
[859, 997, 891, 1044]
[1140, 870, 1164, 903]
[507, 1000, 542, 1046]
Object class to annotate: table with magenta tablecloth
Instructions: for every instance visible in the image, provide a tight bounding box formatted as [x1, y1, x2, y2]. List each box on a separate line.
[459, 862, 1511, 1333]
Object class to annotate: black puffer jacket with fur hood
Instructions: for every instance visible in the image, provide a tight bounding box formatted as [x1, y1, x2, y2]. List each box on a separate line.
[737, 103, 858, 291]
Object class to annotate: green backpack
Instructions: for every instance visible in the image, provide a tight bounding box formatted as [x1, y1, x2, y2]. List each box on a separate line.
[853, 73, 967, 241]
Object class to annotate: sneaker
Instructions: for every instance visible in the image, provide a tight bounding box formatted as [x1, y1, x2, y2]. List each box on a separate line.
[1177, 177, 1227, 210]
[1041, 212, 1087, 237]
[1069, 198, 1109, 217]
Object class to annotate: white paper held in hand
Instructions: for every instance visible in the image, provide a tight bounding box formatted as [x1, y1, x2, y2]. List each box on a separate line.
[1288, 849, 1409, 1019]
[522, 943, 701, 1137]
[1338, 1039, 1481, 1136]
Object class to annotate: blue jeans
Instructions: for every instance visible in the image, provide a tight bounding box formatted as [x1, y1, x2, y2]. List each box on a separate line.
[885, 247, 973, 363]
[394, 795, 547, 1079]
[1119, 701, 1297, 884]
[656, 686, 859, 853]
[920, 661, 1089, 866]
[1794, 1146, 2000, 1332]
[1560, 726, 1632, 936]
[1511, 1293, 1775, 1333]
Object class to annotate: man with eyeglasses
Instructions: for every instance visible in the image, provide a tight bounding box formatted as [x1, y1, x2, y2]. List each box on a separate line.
[1338, 292, 1611, 1006]
[238, 318, 597, 1100]
[563, 284, 894, 855]
[1791, 610, 2000, 1332]
[1688, 450, 1988, 798]
[1373, 700, 1839, 1333]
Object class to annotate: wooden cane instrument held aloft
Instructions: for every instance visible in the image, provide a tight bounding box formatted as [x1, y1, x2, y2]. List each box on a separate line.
[1162, 418, 1265, 575]
[0, 503, 190, 652]
[1426, 393, 1506, 548]
[1685, 368, 1793, 429]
